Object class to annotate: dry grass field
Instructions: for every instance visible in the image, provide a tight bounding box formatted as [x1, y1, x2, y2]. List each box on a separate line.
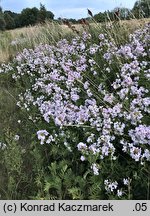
[0, 18, 150, 64]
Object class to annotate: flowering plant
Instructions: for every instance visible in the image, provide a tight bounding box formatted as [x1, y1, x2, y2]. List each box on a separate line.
[1, 23, 150, 199]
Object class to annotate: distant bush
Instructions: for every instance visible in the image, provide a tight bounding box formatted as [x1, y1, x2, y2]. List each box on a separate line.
[0, 4, 54, 30]
[132, 0, 150, 18]
[0, 15, 6, 31]
[4, 13, 15, 29]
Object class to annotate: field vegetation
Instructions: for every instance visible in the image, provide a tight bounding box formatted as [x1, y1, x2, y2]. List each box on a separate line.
[0, 15, 150, 199]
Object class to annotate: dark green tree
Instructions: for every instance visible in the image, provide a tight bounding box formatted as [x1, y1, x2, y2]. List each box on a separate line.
[38, 3, 47, 23]
[94, 12, 106, 22]
[4, 11, 21, 28]
[20, 7, 39, 26]
[38, 4, 54, 23]
[4, 13, 15, 29]
[13, 14, 22, 28]
[0, 6, 2, 13]
[132, 0, 150, 18]
[0, 15, 6, 30]
[4, 10, 15, 17]
[46, 10, 54, 20]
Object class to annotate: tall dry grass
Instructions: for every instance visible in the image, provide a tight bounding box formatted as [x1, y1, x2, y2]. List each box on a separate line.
[0, 21, 77, 64]
[0, 18, 150, 64]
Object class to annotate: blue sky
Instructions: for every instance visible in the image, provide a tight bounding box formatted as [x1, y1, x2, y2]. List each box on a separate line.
[1, 0, 136, 19]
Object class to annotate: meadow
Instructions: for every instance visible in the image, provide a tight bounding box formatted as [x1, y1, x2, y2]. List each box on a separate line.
[0, 18, 150, 199]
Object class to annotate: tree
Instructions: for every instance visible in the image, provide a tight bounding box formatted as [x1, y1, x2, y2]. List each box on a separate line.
[38, 3, 47, 23]
[120, 8, 131, 20]
[4, 13, 15, 29]
[94, 12, 106, 22]
[0, 15, 6, 30]
[112, 7, 131, 20]
[20, 7, 39, 26]
[4, 10, 21, 28]
[38, 3, 54, 23]
[14, 14, 22, 28]
[132, 0, 150, 18]
[46, 10, 54, 20]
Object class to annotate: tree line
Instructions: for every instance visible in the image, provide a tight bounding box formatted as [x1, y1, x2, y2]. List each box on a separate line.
[0, 0, 149, 31]
[0, 3, 54, 30]
[93, 0, 149, 23]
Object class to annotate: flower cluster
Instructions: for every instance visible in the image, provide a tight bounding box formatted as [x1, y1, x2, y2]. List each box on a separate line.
[104, 178, 130, 198]
[1, 24, 150, 176]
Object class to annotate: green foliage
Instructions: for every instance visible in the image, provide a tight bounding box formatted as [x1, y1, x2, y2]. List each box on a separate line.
[0, 15, 6, 31]
[4, 13, 15, 29]
[4, 11, 22, 28]
[38, 3, 46, 23]
[132, 0, 150, 18]
[46, 11, 55, 20]
[94, 7, 131, 23]
[0, 5, 54, 30]
[38, 4, 54, 23]
[20, 7, 39, 26]
[94, 12, 107, 22]
[0, 132, 24, 199]
[20, 5, 54, 27]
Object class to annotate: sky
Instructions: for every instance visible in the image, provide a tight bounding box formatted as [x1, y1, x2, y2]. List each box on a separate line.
[0, 0, 136, 19]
